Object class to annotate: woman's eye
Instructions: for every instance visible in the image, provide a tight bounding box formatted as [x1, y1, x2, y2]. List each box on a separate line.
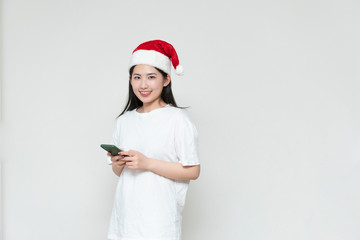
[149, 76, 156, 79]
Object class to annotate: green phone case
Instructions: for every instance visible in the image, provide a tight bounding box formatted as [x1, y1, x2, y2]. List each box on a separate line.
[100, 144, 121, 156]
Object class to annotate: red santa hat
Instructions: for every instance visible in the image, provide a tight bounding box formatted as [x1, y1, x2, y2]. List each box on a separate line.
[129, 40, 184, 76]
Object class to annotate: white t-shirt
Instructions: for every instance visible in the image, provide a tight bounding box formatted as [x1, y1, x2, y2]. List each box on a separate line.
[107, 105, 200, 240]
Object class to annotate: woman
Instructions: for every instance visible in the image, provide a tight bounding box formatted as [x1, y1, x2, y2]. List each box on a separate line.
[107, 40, 200, 240]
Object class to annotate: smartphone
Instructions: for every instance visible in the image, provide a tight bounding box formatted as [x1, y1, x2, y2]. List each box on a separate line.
[100, 144, 122, 156]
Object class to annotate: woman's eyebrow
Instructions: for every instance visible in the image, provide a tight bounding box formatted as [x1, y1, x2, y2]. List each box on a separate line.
[133, 73, 157, 76]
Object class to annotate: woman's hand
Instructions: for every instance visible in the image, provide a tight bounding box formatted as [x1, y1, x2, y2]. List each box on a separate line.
[120, 150, 151, 171]
[108, 152, 126, 168]
[117, 150, 200, 181]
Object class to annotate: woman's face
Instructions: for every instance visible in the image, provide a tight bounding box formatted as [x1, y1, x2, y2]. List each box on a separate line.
[130, 64, 170, 107]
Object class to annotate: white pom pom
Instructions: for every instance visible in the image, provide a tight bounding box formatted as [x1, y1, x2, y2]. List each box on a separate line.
[175, 65, 184, 75]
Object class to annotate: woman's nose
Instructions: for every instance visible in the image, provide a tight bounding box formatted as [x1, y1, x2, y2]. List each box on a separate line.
[140, 79, 148, 88]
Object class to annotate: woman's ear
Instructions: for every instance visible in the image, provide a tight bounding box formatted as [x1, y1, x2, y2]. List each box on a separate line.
[163, 75, 171, 87]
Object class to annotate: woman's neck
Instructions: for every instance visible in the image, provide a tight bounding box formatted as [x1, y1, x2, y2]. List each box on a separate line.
[138, 100, 167, 113]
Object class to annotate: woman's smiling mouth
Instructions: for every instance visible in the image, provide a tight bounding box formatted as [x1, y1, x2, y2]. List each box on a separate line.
[140, 91, 151, 97]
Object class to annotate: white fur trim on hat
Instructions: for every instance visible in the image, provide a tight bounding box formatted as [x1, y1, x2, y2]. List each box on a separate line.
[129, 50, 171, 74]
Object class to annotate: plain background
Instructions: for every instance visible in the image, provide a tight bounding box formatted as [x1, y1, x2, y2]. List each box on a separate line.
[1, 0, 360, 239]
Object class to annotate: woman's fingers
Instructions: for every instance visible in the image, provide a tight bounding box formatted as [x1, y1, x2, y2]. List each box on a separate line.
[117, 150, 147, 170]
[111, 155, 122, 162]
[120, 150, 136, 156]
[114, 160, 126, 166]
[121, 155, 133, 162]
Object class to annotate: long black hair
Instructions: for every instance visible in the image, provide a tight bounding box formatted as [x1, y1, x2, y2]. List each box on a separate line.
[117, 66, 182, 117]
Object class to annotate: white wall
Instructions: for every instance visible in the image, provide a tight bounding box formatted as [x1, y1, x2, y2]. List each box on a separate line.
[1, 0, 360, 239]
[1, 0, 5, 239]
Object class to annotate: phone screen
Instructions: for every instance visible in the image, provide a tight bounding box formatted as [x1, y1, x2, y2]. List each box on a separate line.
[100, 144, 122, 156]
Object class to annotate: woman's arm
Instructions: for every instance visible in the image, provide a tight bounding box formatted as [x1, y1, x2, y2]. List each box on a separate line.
[108, 152, 126, 177]
[112, 162, 125, 177]
[120, 150, 200, 181]
[147, 159, 200, 180]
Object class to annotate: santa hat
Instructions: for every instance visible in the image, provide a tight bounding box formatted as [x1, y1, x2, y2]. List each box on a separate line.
[128, 40, 184, 75]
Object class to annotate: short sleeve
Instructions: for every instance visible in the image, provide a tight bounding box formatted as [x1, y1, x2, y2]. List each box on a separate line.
[174, 110, 200, 166]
